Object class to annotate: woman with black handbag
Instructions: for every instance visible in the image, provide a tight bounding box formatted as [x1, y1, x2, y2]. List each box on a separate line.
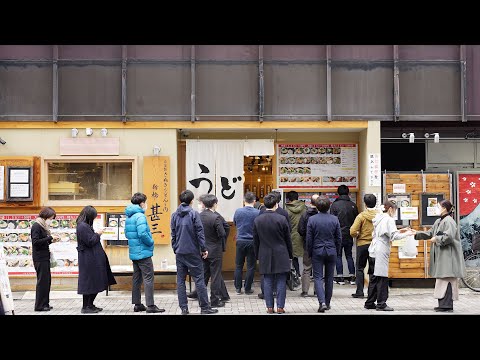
[31, 207, 56, 312]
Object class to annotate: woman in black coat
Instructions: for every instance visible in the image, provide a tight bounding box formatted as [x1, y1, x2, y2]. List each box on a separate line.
[76, 206, 116, 314]
[31, 206, 56, 312]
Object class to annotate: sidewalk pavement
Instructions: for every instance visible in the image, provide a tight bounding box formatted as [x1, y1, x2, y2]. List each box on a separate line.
[9, 280, 480, 315]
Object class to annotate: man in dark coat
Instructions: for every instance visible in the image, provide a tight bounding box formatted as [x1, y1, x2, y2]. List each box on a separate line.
[297, 194, 319, 297]
[253, 193, 293, 314]
[199, 194, 227, 307]
[330, 185, 358, 285]
[171, 190, 218, 315]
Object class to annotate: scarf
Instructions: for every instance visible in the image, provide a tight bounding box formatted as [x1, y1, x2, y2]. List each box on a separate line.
[36, 217, 51, 236]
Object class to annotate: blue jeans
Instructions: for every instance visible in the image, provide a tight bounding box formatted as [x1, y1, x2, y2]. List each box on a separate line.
[336, 241, 355, 278]
[176, 253, 210, 310]
[234, 241, 256, 291]
[264, 273, 287, 308]
[312, 252, 336, 306]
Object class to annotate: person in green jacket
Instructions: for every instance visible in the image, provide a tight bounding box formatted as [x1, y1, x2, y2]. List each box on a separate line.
[412, 200, 466, 312]
[285, 191, 307, 277]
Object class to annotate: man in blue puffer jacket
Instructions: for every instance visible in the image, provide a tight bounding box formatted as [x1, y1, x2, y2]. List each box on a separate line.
[125, 193, 165, 314]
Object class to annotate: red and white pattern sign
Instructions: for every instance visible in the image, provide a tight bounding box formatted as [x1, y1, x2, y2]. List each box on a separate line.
[458, 173, 480, 216]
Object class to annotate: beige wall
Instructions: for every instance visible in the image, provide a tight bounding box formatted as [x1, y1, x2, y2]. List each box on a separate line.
[0, 128, 179, 271]
[358, 121, 382, 211]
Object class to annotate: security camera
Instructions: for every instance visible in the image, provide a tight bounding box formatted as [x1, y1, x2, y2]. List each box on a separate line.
[181, 130, 190, 138]
[0, 137, 6, 145]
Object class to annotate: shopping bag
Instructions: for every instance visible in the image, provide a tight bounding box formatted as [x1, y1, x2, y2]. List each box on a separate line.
[286, 266, 301, 291]
[403, 235, 418, 257]
[49, 252, 57, 268]
[368, 238, 378, 258]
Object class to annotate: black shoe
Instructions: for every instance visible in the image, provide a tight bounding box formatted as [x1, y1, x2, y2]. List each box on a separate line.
[201, 308, 219, 314]
[210, 301, 225, 308]
[81, 307, 99, 314]
[181, 308, 189, 315]
[235, 288, 242, 295]
[245, 289, 254, 295]
[376, 305, 394, 311]
[47, 305, 53, 310]
[146, 305, 165, 313]
[92, 305, 103, 312]
[318, 303, 327, 313]
[351, 293, 365, 298]
[326, 305, 331, 310]
[35, 307, 51, 312]
[300, 292, 309, 297]
[434, 307, 453, 312]
[134, 304, 147, 312]
[273, 292, 277, 298]
[257, 293, 264, 299]
[364, 304, 376, 309]
[221, 297, 230, 302]
[187, 292, 198, 299]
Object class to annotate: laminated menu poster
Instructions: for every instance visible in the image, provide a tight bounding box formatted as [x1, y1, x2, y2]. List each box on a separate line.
[0, 213, 104, 275]
[277, 144, 358, 189]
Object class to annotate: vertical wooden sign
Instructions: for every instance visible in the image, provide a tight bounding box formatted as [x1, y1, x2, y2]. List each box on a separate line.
[143, 156, 171, 245]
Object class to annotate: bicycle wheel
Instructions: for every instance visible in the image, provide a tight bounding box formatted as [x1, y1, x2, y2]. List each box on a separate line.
[461, 252, 480, 292]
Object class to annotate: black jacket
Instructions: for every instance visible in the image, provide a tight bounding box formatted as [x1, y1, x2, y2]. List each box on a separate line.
[253, 211, 293, 275]
[216, 212, 230, 251]
[76, 222, 116, 294]
[31, 223, 53, 262]
[297, 206, 319, 248]
[199, 209, 226, 258]
[329, 195, 358, 244]
[260, 206, 291, 232]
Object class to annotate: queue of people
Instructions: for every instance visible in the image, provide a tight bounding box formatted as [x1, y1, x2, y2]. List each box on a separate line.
[28, 186, 466, 315]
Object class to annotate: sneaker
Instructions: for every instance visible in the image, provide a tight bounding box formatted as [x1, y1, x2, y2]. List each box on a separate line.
[376, 305, 394, 311]
[210, 301, 225, 308]
[146, 305, 165, 313]
[187, 292, 198, 299]
[318, 303, 327, 313]
[351, 293, 364, 298]
[334, 278, 345, 285]
[350, 280, 356, 285]
[134, 304, 147, 312]
[235, 289, 242, 295]
[201, 308, 219, 314]
[81, 307, 99, 314]
[300, 292, 309, 297]
[245, 289, 254, 295]
[181, 308, 189, 315]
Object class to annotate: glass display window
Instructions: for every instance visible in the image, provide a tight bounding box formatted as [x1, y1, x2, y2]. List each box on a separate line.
[43, 156, 137, 206]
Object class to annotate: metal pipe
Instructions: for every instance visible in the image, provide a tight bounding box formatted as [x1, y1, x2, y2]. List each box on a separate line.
[126, 59, 190, 64]
[52, 45, 59, 123]
[393, 45, 400, 121]
[121, 45, 127, 123]
[258, 45, 264, 123]
[460, 45, 467, 122]
[326, 45, 332, 122]
[191, 45, 196, 123]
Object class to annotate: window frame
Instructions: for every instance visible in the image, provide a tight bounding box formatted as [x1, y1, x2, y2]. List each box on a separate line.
[42, 156, 137, 207]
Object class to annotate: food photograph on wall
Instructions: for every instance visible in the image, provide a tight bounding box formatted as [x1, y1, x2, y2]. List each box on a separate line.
[277, 144, 358, 188]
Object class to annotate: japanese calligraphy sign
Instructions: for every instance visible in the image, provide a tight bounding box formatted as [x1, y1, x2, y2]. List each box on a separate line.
[143, 156, 171, 245]
[277, 143, 358, 189]
[186, 140, 244, 221]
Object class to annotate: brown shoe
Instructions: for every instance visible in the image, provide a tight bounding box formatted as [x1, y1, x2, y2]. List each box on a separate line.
[276, 307, 285, 314]
[266, 307, 275, 314]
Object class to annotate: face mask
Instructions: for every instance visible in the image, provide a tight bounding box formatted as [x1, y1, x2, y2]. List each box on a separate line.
[46, 219, 52, 226]
[143, 202, 148, 210]
[197, 204, 204, 212]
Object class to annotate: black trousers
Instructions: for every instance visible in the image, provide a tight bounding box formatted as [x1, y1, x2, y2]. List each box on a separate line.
[0, 297, 5, 315]
[33, 260, 51, 311]
[438, 282, 453, 310]
[82, 293, 98, 309]
[203, 257, 223, 304]
[365, 275, 389, 308]
[355, 244, 374, 296]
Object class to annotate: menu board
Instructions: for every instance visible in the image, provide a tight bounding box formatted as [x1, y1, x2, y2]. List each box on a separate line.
[103, 213, 127, 245]
[294, 191, 357, 207]
[0, 213, 104, 275]
[277, 143, 358, 189]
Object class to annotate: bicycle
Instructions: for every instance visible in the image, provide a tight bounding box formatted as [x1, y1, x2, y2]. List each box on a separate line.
[461, 249, 480, 292]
